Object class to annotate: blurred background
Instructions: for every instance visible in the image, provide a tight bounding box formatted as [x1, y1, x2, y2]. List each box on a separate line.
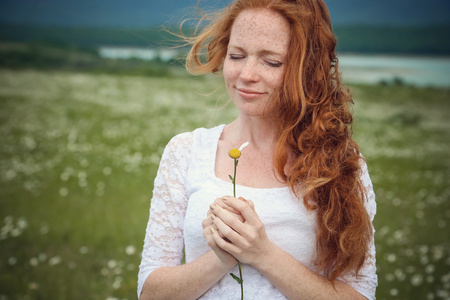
[0, 0, 449, 299]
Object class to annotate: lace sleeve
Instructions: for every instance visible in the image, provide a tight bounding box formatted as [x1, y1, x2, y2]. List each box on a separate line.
[341, 159, 378, 300]
[137, 132, 193, 298]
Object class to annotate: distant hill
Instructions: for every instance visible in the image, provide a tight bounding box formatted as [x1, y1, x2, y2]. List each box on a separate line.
[1, 22, 449, 56]
[0, 0, 449, 28]
[333, 25, 450, 55]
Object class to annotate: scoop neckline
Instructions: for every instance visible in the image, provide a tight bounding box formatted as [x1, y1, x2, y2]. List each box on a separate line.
[209, 124, 290, 193]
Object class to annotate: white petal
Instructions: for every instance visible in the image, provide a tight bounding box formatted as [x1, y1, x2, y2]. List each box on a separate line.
[239, 142, 249, 151]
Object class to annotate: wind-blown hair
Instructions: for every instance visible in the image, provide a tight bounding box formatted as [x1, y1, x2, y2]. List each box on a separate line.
[182, 0, 373, 282]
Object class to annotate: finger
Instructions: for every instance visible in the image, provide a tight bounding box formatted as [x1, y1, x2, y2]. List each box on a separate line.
[204, 224, 224, 242]
[215, 197, 245, 222]
[203, 226, 215, 247]
[212, 206, 244, 223]
[238, 196, 247, 202]
[238, 197, 255, 211]
[202, 216, 213, 229]
[245, 199, 255, 210]
[214, 197, 240, 214]
[223, 197, 258, 225]
[211, 204, 245, 234]
[210, 225, 239, 254]
[204, 215, 228, 239]
[211, 213, 243, 245]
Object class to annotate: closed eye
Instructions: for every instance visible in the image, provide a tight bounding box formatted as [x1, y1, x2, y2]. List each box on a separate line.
[229, 54, 245, 60]
[266, 60, 283, 68]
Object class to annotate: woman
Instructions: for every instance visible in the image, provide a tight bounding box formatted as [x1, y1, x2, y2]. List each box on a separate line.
[138, 0, 377, 299]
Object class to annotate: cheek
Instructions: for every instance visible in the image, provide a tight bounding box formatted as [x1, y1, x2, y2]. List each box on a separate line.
[223, 61, 230, 83]
[223, 61, 237, 87]
[267, 69, 285, 91]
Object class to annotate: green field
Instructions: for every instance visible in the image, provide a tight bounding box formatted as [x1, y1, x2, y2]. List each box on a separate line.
[0, 69, 449, 299]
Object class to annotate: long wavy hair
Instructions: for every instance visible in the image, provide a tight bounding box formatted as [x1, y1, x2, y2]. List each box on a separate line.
[182, 0, 373, 282]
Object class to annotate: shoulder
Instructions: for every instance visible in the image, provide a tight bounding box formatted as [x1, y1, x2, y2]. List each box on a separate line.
[358, 155, 377, 221]
[163, 124, 225, 160]
[357, 154, 373, 192]
[188, 124, 226, 152]
[157, 132, 194, 176]
[166, 131, 194, 153]
[192, 124, 225, 142]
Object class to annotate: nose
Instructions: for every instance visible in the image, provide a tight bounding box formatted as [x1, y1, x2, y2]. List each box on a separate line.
[239, 59, 259, 83]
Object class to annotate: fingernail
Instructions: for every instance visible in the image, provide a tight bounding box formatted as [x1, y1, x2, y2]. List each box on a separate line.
[210, 204, 216, 210]
[210, 226, 215, 234]
[210, 214, 216, 220]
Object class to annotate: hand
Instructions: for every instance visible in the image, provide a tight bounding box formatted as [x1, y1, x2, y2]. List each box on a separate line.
[202, 197, 243, 268]
[206, 197, 245, 239]
[209, 196, 273, 267]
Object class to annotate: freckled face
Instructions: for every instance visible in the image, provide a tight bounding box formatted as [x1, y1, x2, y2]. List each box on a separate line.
[223, 8, 290, 118]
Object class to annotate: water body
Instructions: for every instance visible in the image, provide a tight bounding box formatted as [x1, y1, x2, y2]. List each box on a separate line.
[338, 54, 450, 88]
[98, 46, 179, 62]
[98, 47, 450, 88]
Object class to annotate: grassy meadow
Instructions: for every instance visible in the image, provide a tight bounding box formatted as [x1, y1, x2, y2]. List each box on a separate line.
[0, 68, 449, 300]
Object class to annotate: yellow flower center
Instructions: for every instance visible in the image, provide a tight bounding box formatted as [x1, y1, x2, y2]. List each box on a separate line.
[228, 148, 241, 159]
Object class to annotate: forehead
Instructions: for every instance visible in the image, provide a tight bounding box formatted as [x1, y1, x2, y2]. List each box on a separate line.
[229, 8, 291, 55]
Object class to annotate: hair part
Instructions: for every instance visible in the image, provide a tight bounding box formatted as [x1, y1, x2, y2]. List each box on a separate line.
[181, 0, 373, 282]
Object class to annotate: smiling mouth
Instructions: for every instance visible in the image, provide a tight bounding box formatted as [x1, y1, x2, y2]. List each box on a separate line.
[236, 88, 265, 99]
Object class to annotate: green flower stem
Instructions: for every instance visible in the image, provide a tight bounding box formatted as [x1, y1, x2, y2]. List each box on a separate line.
[238, 261, 243, 300]
[233, 159, 237, 197]
[232, 158, 244, 300]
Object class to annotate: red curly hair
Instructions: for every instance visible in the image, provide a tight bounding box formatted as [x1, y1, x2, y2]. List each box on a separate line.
[183, 0, 373, 282]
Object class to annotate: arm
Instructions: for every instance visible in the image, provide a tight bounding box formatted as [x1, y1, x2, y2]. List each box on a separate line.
[141, 251, 234, 300]
[208, 196, 368, 300]
[254, 244, 367, 300]
[138, 133, 235, 299]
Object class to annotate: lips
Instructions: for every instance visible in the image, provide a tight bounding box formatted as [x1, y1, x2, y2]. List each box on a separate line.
[236, 88, 265, 99]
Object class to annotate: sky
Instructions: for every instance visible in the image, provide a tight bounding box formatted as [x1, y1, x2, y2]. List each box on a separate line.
[0, 0, 449, 28]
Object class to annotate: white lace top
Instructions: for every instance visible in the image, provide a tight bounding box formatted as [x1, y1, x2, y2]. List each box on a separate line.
[138, 124, 377, 300]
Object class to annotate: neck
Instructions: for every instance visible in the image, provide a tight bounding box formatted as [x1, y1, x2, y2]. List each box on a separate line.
[227, 115, 278, 152]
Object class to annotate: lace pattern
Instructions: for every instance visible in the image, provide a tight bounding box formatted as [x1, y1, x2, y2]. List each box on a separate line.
[138, 125, 377, 299]
[137, 132, 193, 297]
